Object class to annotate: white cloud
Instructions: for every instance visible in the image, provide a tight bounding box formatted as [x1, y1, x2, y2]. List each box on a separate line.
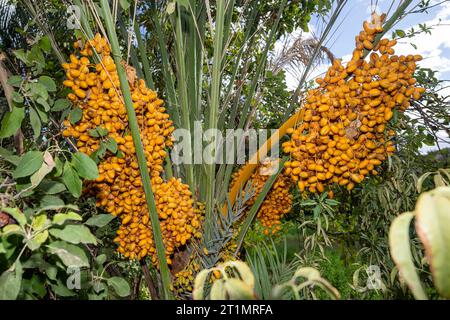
[394, 2, 450, 75]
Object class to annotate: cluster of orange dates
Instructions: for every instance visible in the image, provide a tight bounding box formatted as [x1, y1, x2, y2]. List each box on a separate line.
[62, 14, 426, 257]
[232, 159, 293, 235]
[62, 34, 202, 264]
[231, 15, 425, 235]
[282, 14, 425, 194]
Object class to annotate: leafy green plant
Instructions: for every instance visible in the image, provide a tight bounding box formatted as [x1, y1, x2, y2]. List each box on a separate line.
[0, 36, 131, 300]
[293, 192, 340, 256]
[1, 0, 448, 301]
[0, 202, 131, 300]
[389, 185, 450, 300]
[246, 238, 300, 299]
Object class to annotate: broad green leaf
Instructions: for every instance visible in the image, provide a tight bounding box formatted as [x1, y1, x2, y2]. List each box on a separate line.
[38, 36, 51, 52]
[395, 29, 406, 37]
[27, 230, 49, 250]
[29, 46, 45, 68]
[71, 152, 99, 180]
[39, 76, 56, 92]
[36, 97, 50, 112]
[51, 279, 76, 297]
[62, 162, 82, 198]
[90, 142, 107, 163]
[0, 146, 20, 165]
[52, 212, 82, 225]
[85, 214, 114, 228]
[12, 91, 23, 104]
[35, 106, 48, 123]
[31, 214, 48, 231]
[46, 265, 58, 281]
[13, 151, 44, 179]
[13, 49, 28, 64]
[116, 150, 124, 159]
[389, 212, 428, 300]
[7, 75, 22, 87]
[88, 127, 108, 138]
[49, 224, 97, 244]
[36, 204, 78, 216]
[37, 180, 66, 194]
[46, 241, 89, 268]
[34, 230, 49, 244]
[95, 254, 107, 265]
[415, 187, 450, 299]
[96, 127, 109, 136]
[88, 129, 99, 138]
[52, 99, 71, 112]
[104, 138, 118, 153]
[30, 151, 55, 188]
[1, 224, 23, 237]
[92, 281, 107, 294]
[30, 82, 48, 100]
[15, 182, 34, 197]
[30, 163, 53, 188]
[40, 195, 65, 208]
[0, 262, 23, 300]
[29, 108, 41, 139]
[22, 274, 47, 299]
[107, 277, 130, 297]
[2, 207, 27, 226]
[54, 157, 63, 177]
[69, 107, 82, 124]
[22, 253, 46, 269]
[0, 106, 25, 138]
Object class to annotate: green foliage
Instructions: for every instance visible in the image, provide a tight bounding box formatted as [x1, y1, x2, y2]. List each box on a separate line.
[0, 106, 25, 138]
[246, 238, 301, 299]
[13, 151, 44, 178]
[0, 35, 130, 300]
[390, 184, 450, 299]
[1, 0, 449, 301]
[0, 201, 130, 300]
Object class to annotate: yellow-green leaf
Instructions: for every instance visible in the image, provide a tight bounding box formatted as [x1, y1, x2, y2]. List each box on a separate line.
[389, 212, 428, 300]
[224, 278, 255, 300]
[0, 106, 25, 138]
[415, 187, 450, 298]
[13, 151, 44, 179]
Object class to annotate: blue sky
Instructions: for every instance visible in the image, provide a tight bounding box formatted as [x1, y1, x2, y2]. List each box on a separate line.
[320, 0, 450, 63]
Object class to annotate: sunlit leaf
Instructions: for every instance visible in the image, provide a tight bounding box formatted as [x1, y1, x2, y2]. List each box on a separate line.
[389, 212, 428, 300]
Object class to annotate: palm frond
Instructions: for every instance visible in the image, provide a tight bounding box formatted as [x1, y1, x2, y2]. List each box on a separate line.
[271, 35, 335, 78]
[246, 237, 301, 299]
[0, 0, 15, 30]
[196, 182, 255, 269]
